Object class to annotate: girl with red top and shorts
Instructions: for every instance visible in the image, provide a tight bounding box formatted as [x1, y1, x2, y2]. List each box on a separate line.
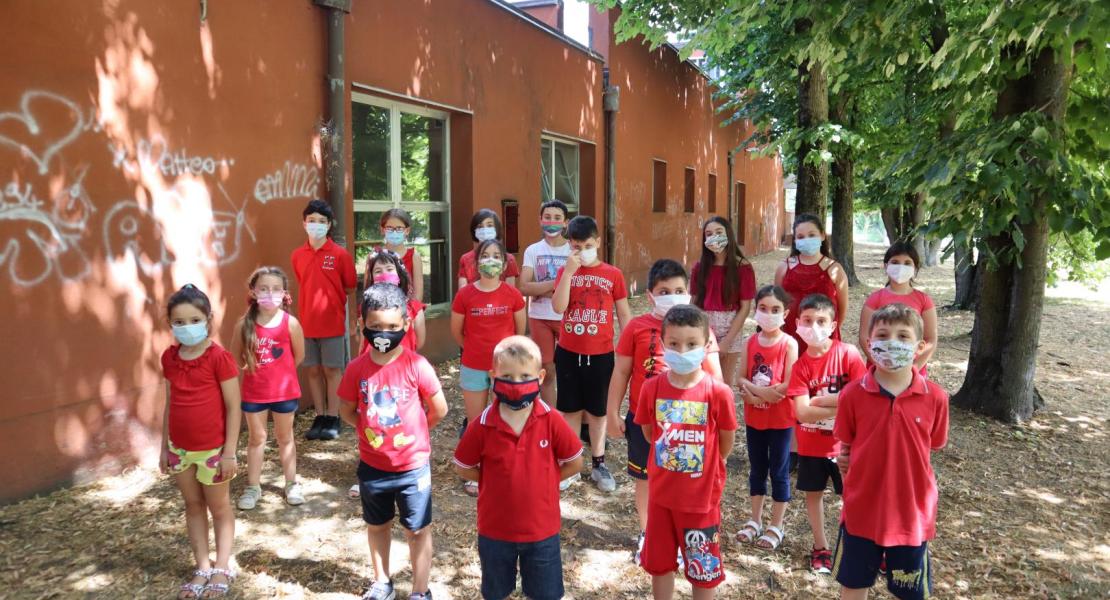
[232, 267, 306, 511]
[377, 208, 424, 302]
[775, 213, 851, 354]
[858, 241, 938, 374]
[691, 216, 756, 388]
[159, 284, 242, 599]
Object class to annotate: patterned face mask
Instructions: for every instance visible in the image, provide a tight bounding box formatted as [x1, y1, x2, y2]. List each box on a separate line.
[869, 339, 917, 370]
[478, 258, 504, 278]
[704, 234, 728, 252]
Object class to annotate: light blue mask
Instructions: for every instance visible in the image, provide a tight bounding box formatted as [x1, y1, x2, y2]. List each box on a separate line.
[384, 230, 406, 245]
[663, 347, 705, 375]
[305, 222, 329, 240]
[172, 322, 208, 346]
[475, 226, 497, 242]
[795, 237, 822, 256]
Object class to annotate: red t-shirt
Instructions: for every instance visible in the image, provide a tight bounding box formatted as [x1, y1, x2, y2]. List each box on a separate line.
[555, 262, 628, 355]
[241, 312, 302, 403]
[161, 343, 240, 451]
[836, 370, 949, 546]
[743, 334, 795, 430]
[691, 262, 757, 311]
[358, 299, 426, 356]
[451, 282, 525, 371]
[458, 250, 521, 285]
[453, 399, 583, 542]
[786, 340, 867, 458]
[615, 314, 720, 415]
[291, 239, 357, 338]
[337, 348, 442, 472]
[373, 246, 419, 297]
[863, 287, 936, 316]
[634, 374, 738, 512]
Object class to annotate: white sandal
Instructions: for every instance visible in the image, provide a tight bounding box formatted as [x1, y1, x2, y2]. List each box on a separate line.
[736, 520, 763, 544]
[178, 569, 209, 599]
[756, 525, 785, 550]
[202, 568, 236, 598]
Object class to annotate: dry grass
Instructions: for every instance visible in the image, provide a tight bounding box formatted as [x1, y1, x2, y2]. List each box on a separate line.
[2, 244, 1108, 599]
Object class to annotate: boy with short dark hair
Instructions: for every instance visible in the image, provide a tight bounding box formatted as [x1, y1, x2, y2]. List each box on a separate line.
[292, 199, 358, 441]
[634, 305, 737, 599]
[339, 284, 449, 600]
[788, 293, 867, 574]
[454, 336, 584, 600]
[552, 215, 632, 492]
[834, 304, 949, 600]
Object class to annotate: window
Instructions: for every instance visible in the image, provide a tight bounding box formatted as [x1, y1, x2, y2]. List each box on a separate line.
[684, 167, 696, 213]
[541, 136, 580, 213]
[652, 159, 667, 212]
[352, 93, 451, 307]
[708, 173, 717, 213]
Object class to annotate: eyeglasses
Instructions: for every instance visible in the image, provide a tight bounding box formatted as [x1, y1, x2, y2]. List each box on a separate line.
[383, 226, 406, 233]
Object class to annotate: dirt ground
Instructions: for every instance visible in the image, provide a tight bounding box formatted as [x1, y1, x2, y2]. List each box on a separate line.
[2, 244, 1108, 599]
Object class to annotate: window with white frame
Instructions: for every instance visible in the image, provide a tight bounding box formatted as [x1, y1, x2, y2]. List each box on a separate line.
[540, 136, 579, 213]
[352, 93, 451, 307]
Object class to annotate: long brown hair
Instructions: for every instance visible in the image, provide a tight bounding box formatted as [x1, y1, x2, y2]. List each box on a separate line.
[240, 266, 292, 373]
[693, 216, 746, 309]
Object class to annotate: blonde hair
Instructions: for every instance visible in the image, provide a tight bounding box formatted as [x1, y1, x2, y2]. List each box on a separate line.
[240, 266, 292, 373]
[492, 335, 542, 369]
[868, 303, 924, 341]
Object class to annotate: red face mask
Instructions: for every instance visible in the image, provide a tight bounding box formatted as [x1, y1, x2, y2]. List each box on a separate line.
[492, 378, 541, 410]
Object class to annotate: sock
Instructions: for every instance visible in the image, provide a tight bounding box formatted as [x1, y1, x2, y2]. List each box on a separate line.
[592, 455, 605, 469]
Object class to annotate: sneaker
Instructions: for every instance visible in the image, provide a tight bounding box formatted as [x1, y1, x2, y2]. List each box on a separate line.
[237, 485, 262, 510]
[558, 476, 574, 492]
[362, 580, 395, 600]
[810, 547, 832, 574]
[676, 547, 685, 573]
[590, 463, 616, 493]
[285, 482, 305, 506]
[409, 591, 433, 600]
[305, 414, 325, 440]
[319, 415, 341, 440]
[878, 555, 887, 576]
[463, 480, 479, 497]
[633, 531, 645, 566]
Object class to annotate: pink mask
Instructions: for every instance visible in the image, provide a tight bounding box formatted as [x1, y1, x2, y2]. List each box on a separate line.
[375, 271, 401, 286]
[257, 292, 284, 310]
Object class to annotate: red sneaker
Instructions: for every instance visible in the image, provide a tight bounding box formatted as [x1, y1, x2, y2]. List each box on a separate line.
[810, 547, 833, 574]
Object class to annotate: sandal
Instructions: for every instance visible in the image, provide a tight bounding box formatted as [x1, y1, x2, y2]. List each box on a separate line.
[348, 483, 361, 499]
[756, 525, 785, 550]
[736, 520, 763, 544]
[201, 568, 236, 598]
[463, 480, 479, 498]
[178, 569, 210, 599]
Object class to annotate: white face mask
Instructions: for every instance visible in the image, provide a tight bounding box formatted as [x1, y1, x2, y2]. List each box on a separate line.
[755, 310, 785, 331]
[475, 226, 497, 242]
[578, 247, 598, 265]
[797, 323, 833, 346]
[305, 222, 329, 240]
[651, 293, 691, 318]
[886, 263, 915, 285]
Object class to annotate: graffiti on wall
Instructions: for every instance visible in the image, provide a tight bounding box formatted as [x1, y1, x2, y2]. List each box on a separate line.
[0, 91, 98, 175]
[253, 160, 319, 204]
[0, 167, 93, 286]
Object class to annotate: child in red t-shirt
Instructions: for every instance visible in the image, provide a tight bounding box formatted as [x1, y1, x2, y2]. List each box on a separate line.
[634, 305, 737, 599]
[454, 336, 584, 600]
[606, 258, 722, 562]
[338, 284, 449, 600]
[159, 284, 242, 598]
[788, 293, 867, 574]
[231, 267, 306, 510]
[457, 208, 521, 287]
[735, 285, 798, 551]
[552, 215, 632, 493]
[834, 304, 949, 600]
[291, 199, 357, 442]
[362, 250, 427, 354]
[858, 241, 938, 374]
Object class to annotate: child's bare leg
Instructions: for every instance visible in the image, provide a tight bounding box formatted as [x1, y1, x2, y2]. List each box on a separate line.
[719, 351, 740, 387]
[692, 586, 717, 600]
[749, 495, 765, 524]
[304, 365, 326, 415]
[540, 360, 557, 405]
[405, 527, 433, 593]
[462, 389, 490, 422]
[176, 469, 211, 594]
[561, 410, 583, 442]
[244, 411, 269, 486]
[366, 522, 393, 583]
[651, 573, 675, 600]
[841, 587, 869, 599]
[203, 482, 235, 569]
[769, 500, 788, 530]
[586, 412, 607, 458]
[805, 491, 828, 549]
[272, 412, 297, 483]
[635, 479, 649, 531]
[323, 366, 343, 416]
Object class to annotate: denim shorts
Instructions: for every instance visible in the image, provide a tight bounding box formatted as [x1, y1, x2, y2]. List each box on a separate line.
[356, 462, 432, 531]
[459, 365, 492, 392]
[478, 533, 564, 600]
[241, 398, 300, 413]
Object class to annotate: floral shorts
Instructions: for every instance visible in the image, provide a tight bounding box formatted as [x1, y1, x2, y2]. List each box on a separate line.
[707, 310, 744, 353]
[166, 442, 232, 486]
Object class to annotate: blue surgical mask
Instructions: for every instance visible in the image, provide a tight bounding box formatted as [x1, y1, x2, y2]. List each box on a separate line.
[795, 237, 822, 256]
[663, 347, 705, 375]
[305, 222, 329, 240]
[475, 226, 497, 242]
[172, 322, 208, 346]
[384, 230, 406, 245]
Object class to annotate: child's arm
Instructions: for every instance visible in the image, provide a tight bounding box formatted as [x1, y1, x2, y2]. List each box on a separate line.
[918, 306, 939, 368]
[218, 377, 242, 481]
[559, 454, 584, 480]
[449, 310, 466, 348]
[614, 298, 632, 330]
[411, 250, 424, 302]
[605, 354, 633, 438]
[229, 318, 246, 371]
[414, 310, 427, 350]
[704, 351, 723, 381]
[719, 300, 750, 352]
[454, 463, 480, 482]
[837, 443, 851, 475]
[159, 385, 171, 474]
[339, 400, 358, 428]
[518, 266, 556, 298]
[640, 424, 653, 442]
[423, 390, 449, 429]
[289, 315, 306, 367]
[552, 262, 576, 314]
[831, 262, 850, 330]
[457, 275, 468, 292]
[793, 393, 837, 423]
[718, 428, 736, 461]
[514, 307, 527, 335]
[858, 304, 875, 360]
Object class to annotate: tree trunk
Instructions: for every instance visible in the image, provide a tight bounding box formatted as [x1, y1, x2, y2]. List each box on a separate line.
[829, 92, 859, 285]
[952, 45, 1070, 422]
[924, 239, 941, 267]
[794, 18, 829, 222]
[951, 240, 977, 308]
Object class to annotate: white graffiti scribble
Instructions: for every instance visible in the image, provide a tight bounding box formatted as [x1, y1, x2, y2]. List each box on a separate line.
[0, 91, 96, 175]
[253, 161, 319, 204]
[108, 136, 234, 178]
[0, 168, 93, 287]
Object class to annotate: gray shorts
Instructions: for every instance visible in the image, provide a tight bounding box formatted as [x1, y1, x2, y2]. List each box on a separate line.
[302, 335, 347, 369]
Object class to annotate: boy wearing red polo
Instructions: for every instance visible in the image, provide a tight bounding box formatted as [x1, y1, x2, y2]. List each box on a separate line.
[833, 304, 948, 600]
[454, 336, 583, 600]
[634, 306, 736, 599]
[788, 293, 867, 574]
[292, 199, 357, 441]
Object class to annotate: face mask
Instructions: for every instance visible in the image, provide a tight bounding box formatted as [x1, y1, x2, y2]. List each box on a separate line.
[256, 292, 284, 310]
[795, 237, 822, 256]
[492, 377, 541, 411]
[651, 293, 691, 318]
[870, 339, 917, 370]
[755, 310, 785, 331]
[305, 222, 329, 240]
[172, 322, 208, 346]
[475, 226, 497, 242]
[363, 327, 406, 354]
[704, 234, 728, 252]
[478, 258, 504, 279]
[663, 347, 705, 375]
[383, 230, 406, 245]
[797, 324, 833, 346]
[541, 221, 565, 237]
[375, 271, 401, 286]
[886, 263, 915, 285]
[578, 247, 598, 265]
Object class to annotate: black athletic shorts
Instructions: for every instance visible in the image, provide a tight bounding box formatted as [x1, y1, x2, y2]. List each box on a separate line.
[554, 347, 613, 417]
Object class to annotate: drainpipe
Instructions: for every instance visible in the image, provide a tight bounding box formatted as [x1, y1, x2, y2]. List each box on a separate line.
[726, 148, 736, 223]
[315, 0, 351, 246]
[602, 68, 619, 265]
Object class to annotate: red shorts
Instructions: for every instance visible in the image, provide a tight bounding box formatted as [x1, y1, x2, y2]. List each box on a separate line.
[642, 503, 725, 588]
[529, 318, 561, 364]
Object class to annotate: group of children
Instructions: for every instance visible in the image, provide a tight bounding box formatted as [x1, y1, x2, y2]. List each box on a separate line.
[159, 198, 948, 600]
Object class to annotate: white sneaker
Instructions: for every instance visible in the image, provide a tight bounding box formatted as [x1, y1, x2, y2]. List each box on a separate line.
[590, 464, 617, 493]
[237, 485, 262, 510]
[633, 531, 645, 565]
[559, 475, 577, 492]
[285, 482, 305, 506]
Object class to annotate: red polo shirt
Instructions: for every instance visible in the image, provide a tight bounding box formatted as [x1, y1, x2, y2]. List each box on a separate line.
[453, 399, 583, 542]
[291, 238, 357, 338]
[835, 369, 949, 547]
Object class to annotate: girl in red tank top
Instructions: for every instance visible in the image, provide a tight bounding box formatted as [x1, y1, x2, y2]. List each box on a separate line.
[232, 267, 306, 509]
[361, 251, 427, 354]
[776, 214, 850, 354]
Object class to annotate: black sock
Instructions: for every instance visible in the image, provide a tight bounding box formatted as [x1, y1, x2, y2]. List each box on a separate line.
[592, 455, 605, 468]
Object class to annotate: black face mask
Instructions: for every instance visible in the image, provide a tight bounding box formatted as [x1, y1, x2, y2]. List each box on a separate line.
[363, 327, 406, 354]
[492, 377, 542, 411]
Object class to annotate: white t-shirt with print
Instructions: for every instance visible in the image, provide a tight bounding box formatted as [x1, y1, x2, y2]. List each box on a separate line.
[522, 238, 572, 321]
